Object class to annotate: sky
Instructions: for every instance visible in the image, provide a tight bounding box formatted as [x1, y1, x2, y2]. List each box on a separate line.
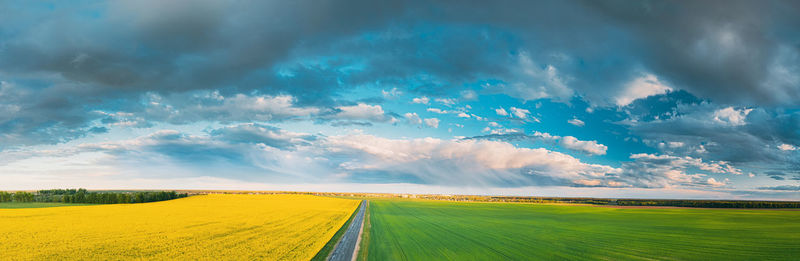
[1, 0, 799, 200]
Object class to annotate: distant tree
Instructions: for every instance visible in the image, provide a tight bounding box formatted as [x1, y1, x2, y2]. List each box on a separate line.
[12, 191, 34, 202]
[0, 191, 11, 202]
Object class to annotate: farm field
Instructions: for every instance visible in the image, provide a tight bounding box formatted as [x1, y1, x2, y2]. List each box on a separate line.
[0, 194, 359, 260]
[362, 199, 800, 260]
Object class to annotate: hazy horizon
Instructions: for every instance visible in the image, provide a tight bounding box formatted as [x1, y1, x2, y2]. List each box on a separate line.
[1, 0, 799, 200]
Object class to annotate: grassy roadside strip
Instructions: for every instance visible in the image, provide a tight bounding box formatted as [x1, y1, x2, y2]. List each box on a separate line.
[311, 200, 363, 261]
[356, 201, 371, 261]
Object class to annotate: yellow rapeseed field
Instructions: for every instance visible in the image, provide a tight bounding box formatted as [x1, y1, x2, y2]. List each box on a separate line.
[0, 194, 359, 260]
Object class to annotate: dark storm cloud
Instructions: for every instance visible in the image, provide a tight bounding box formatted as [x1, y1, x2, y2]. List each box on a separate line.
[766, 171, 787, 180]
[352, 0, 800, 105]
[421, 0, 798, 106]
[622, 96, 800, 182]
[0, 0, 410, 147]
[0, 0, 408, 96]
[2, 0, 800, 149]
[0, 80, 102, 147]
[629, 102, 800, 164]
[580, 0, 800, 105]
[5, 0, 799, 103]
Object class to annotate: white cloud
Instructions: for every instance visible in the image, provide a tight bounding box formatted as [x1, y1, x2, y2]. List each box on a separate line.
[382, 87, 401, 98]
[657, 141, 686, 150]
[482, 122, 527, 136]
[412, 96, 430, 104]
[629, 153, 742, 175]
[53, 127, 330, 185]
[144, 92, 320, 123]
[435, 98, 456, 106]
[424, 118, 440, 128]
[668, 142, 685, 148]
[95, 111, 150, 128]
[335, 103, 389, 122]
[0, 126, 749, 192]
[404, 114, 440, 128]
[460, 90, 477, 100]
[567, 118, 585, 127]
[532, 131, 557, 141]
[210, 123, 315, 149]
[705, 178, 727, 187]
[778, 143, 798, 151]
[495, 108, 508, 116]
[509, 107, 530, 119]
[489, 128, 520, 135]
[695, 145, 708, 154]
[618, 153, 740, 188]
[532, 131, 608, 156]
[426, 108, 470, 119]
[404, 112, 422, 125]
[229, 94, 320, 117]
[615, 74, 672, 107]
[606, 181, 628, 187]
[427, 108, 447, 114]
[325, 135, 619, 185]
[572, 179, 603, 187]
[712, 106, 752, 126]
[559, 136, 607, 156]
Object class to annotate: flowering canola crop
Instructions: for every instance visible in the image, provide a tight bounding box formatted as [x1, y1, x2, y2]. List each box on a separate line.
[0, 194, 359, 260]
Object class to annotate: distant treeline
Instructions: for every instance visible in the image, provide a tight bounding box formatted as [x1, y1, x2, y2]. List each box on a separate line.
[0, 189, 188, 204]
[469, 196, 800, 208]
[291, 192, 800, 209]
[69, 190, 799, 209]
[614, 199, 800, 208]
[473, 196, 800, 208]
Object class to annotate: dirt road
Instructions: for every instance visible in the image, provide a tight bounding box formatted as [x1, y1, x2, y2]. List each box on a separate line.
[328, 200, 366, 261]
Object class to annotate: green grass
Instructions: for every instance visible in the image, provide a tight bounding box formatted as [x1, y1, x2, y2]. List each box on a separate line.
[0, 202, 93, 209]
[364, 199, 800, 260]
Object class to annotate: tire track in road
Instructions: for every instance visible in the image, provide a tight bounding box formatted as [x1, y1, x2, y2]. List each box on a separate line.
[328, 200, 366, 261]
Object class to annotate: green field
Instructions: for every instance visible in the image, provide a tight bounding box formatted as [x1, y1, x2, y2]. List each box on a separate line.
[362, 199, 800, 260]
[0, 202, 93, 209]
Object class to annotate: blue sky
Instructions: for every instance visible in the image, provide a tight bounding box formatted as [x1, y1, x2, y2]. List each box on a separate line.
[1, 0, 799, 199]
